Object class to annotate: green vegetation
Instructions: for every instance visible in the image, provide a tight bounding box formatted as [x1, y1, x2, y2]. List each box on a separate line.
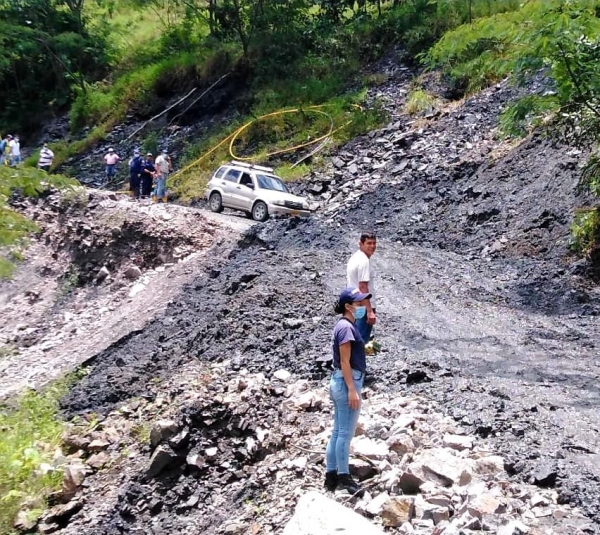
[404, 88, 439, 115]
[0, 167, 76, 278]
[0, 380, 72, 534]
[572, 208, 600, 255]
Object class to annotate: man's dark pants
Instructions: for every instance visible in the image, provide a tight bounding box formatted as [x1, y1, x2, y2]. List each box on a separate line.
[130, 173, 141, 199]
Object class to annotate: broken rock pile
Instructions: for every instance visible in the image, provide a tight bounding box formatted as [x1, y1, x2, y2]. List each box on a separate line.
[38, 368, 594, 535]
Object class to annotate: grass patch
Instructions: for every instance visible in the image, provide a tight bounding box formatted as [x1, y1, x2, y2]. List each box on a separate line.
[275, 163, 312, 181]
[404, 88, 439, 115]
[0, 379, 73, 533]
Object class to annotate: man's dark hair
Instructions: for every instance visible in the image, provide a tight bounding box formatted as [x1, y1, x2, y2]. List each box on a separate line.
[360, 232, 377, 243]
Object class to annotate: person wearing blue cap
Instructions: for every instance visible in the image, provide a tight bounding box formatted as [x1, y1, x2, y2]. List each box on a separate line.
[324, 287, 371, 496]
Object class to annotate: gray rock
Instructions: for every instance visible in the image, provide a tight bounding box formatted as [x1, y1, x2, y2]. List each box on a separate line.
[146, 445, 179, 478]
[125, 266, 142, 280]
[283, 491, 384, 535]
[87, 452, 110, 470]
[150, 419, 180, 448]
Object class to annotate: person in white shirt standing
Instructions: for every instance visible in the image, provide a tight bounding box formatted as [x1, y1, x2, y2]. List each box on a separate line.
[153, 149, 172, 202]
[8, 135, 21, 167]
[37, 143, 54, 172]
[103, 148, 120, 184]
[346, 232, 377, 342]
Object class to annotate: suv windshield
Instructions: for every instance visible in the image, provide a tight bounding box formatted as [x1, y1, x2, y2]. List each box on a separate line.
[256, 174, 288, 192]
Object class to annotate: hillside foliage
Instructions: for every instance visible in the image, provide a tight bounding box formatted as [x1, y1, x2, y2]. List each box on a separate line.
[0, 167, 75, 278]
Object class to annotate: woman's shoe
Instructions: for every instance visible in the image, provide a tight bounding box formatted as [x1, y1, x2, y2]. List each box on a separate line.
[324, 471, 338, 491]
[337, 474, 363, 496]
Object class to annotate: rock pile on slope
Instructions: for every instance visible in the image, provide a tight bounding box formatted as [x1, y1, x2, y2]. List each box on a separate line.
[32, 367, 593, 534]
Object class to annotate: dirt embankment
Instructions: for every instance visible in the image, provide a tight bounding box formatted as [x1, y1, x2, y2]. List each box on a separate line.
[0, 190, 252, 399]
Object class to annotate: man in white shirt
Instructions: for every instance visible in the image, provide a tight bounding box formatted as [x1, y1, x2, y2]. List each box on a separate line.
[103, 148, 120, 183]
[8, 135, 21, 166]
[347, 232, 377, 342]
[153, 149, 172, 202]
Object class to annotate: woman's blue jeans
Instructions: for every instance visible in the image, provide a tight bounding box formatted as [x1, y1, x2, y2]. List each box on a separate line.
[325, 368, 364, 474]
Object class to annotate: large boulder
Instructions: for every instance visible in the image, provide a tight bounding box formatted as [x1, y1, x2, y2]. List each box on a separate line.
[283, 491, 385, 535]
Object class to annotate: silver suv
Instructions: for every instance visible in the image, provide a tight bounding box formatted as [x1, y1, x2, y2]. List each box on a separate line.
[206, 161, 312, 221]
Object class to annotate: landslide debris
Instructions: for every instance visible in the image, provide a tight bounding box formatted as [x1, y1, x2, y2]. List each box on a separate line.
[0, 189, 228, 398]
[14, 60, 600, 534]
[40, 367, 595, 535]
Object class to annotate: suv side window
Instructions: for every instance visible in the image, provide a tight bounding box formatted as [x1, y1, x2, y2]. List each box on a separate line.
[239, 173, 253, 187]
[214, 166, 226, 179]
[224, 169, 241, 182]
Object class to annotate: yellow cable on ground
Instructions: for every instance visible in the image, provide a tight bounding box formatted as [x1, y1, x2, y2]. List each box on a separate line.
[228, 107, 334, 161]
[168, 103, 364, 183]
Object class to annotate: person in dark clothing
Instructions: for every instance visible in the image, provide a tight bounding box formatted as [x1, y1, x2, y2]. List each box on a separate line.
[129, 150, 143, 199]
[141, 153, 156, 198]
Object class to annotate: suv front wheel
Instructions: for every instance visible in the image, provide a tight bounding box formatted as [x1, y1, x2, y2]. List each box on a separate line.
[209, 192, 224, 213]
[252, 201, 269, 222]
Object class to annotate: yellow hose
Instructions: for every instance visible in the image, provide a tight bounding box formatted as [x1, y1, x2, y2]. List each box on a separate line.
[169, 103, 362, 183]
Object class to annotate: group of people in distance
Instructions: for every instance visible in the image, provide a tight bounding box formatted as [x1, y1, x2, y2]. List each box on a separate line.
[0, 134, 22, 167]
[103, 147, 172, 202]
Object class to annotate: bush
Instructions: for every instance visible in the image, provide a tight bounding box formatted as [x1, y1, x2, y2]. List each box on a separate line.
[571, 208, 600, 255]
[0, 381, 71, 533]
[404, 88, 439, 115]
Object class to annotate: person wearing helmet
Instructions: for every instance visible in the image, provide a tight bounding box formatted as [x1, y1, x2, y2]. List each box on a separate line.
[129, 150, 143, 199]
[324, 287, 371, 497]
[104, 148, 120, 184]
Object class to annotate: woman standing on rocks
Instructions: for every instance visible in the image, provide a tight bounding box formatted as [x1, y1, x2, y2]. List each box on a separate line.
[325, 287, 370, 496]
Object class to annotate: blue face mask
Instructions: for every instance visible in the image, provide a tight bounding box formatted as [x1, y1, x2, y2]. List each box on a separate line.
[353, 306, 366, 319]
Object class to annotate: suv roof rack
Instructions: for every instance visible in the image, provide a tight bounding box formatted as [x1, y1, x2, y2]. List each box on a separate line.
[230, 160, 274, 173]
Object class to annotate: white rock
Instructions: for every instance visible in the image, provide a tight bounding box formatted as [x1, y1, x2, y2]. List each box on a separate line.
[283, 491, 385, 535]
[497, 520, 530, 535]
[443, 434, 473, 451]
[408, 448, 474, 488]
[205, 447, 218, 457]
[392, 414, 416, 430]
[352, 436, 389, 460]
[274, 369, 292, 382]
[366, 492, 390, 516]
[129, 283, 145, 297]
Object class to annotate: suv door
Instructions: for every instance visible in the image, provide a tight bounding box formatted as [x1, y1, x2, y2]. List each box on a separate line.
[219, 168, 241, 205]
[231, 172, 257, 210]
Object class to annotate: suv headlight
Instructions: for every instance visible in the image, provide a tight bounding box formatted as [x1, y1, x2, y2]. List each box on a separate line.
[272, 199, 286, 207]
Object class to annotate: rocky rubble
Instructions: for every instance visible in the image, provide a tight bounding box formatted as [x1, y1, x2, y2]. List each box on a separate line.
[0, 189, 225, 398]
[29, 367, 594, 535]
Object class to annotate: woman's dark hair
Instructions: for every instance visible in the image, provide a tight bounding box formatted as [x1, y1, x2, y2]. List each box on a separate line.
[334, 299, 347, 314]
